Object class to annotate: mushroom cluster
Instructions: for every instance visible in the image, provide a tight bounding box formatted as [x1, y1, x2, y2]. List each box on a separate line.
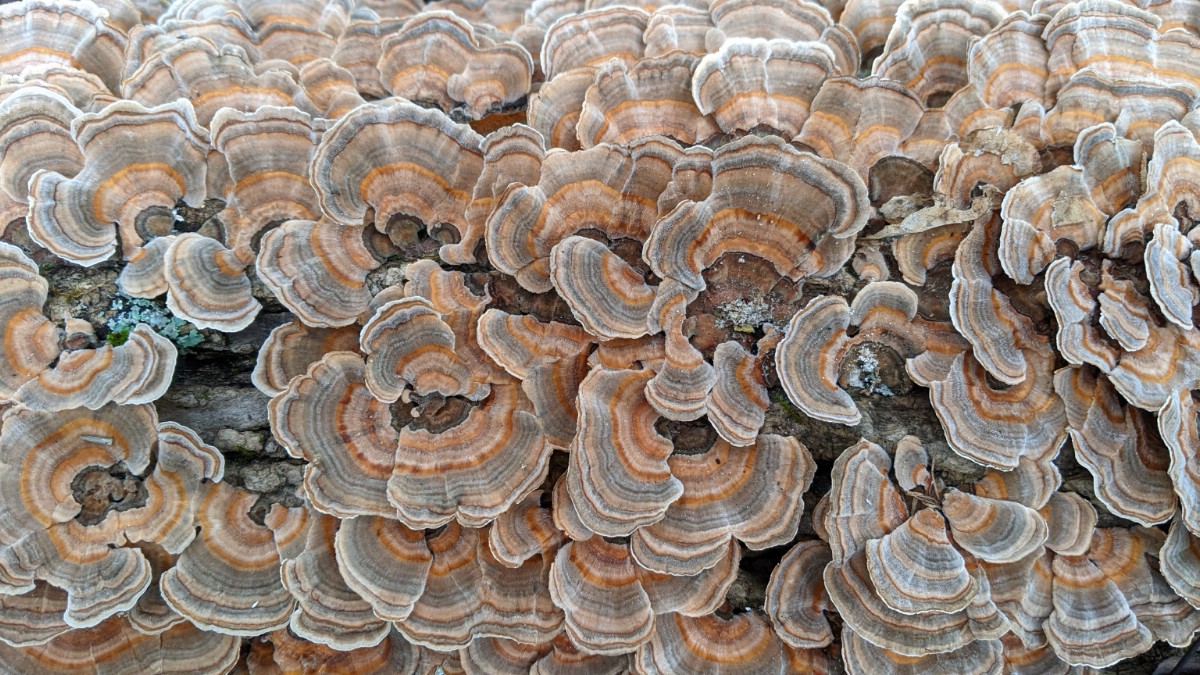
[4, 0, 1200, 672]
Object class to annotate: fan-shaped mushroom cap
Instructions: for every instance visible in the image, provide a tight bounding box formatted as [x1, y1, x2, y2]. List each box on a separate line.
[1042, 70, 1194, 151]
[330, 15, 408, 99]
[389, 382, 550, 529]
[268, 352, 397, 518]
[974, 458, 1062, 511]
[527, 67, 594, 151]
[0, 580, 71, 647]
[644, 283, 713, 421]
[377, 12, 532, 120]
[765, 540, 833, 649]
[843, 628, 1002, 675]
[642, 5, 711, 57]
[1107, 121, 1200, 256]
[645, 135, 868, 292]
[528, 631, 631, 675]
[1044, 554, 1153, 668]
[297, 58, 365, 119]
[941, 489, 1047, 565]
[1054, 365, 1175, 526]
[705, 331, 777, 447]
[0, 615, 240, 675]
[270, 509, 389, 651]
[0, 0, 127, 92]
[487, 140, 675, 293]
[0, 244, 59, 400]
[965, 11, 1049, 111]
[1162, 389, 1200, 538]
[477, 309, 591, 380]
[121, 37, 306, 127]
[632, 435, 813, 575]
[633, 611, 806, 675]
[693, 38, 843, 138]
[456, 124, 545, 265]
[577, 51, 716, 148]
[567, 367, 682, 537]
[549, 235, 654, 341]
[27, 99, 208, 266]
[707, 0, 853, 65]
[540, 6, 648, 81]
[398, 522, 563, 650]
[208, 106, 326, 252]
[892, 436, 930, 493]
[1146, 223, 1199, 329]
[1162, 518, 1200, 609]
[459, 636, 551, 675]
[0, 85, 83, 228]
[161, 482, 302, 636]
[1043, 257, 1120, 373]
[548, 537, 737, 656]
[866, 509, 977, 615]
[929, 343, 1067, 471]
[360, 297, 489, 404]
[259, 627, 426, 675]
[13, 323, 175, 411]
[333, 515, 432, 623]
[310, 99, 483, 252]
[1040, 492, 1097, 558]
[163, 232, 260, 332]
[257, 219, 381, 328]
[252, 319, 358, 397]
[1098, 264, 1153, 352]
[824, 439, 908, 566]
[489, 490, 566, 569]
[795, 76, 933, 181]
[872, 0, 1007, 106]
[999, 167, 1105, 286]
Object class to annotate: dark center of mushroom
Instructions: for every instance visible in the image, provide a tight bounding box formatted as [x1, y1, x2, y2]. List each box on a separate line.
[867, 157, 935, 210]
[692, 254, 802, 356]
[71, 465, 149, 526]
[837, 342, 913, 398]
[132, 205, 176, 242]
[391, 391, 478, 434]
[383, 213, 460, 260]
[657, 417, 718, 456]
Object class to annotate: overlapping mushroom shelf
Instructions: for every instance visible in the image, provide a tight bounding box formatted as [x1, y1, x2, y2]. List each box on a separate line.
[5, 0, 1200, 673]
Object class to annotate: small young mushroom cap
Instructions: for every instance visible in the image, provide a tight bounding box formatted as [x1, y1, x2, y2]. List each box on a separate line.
[486, 141, 674, 293]
[692, 38, 843, 138]
[566, 367, 682, 537]
[1039, 492, 1097, 557]
[1054, 365, 1175, 526]
[842, 628, 1002, 675]
[269, 509, 389, 651]
[974, 457, 1061, 511]
[705, 331, 778, 447]
[13, 323, 176, 411]
[1161, 518, 1200, 609]
[135, 422, 224, 553]
[644, 283, 714, 421]
[398, 522, 563, 650]
[27, 99, 208, 266]
[765, 540, 834, 649]
[268, 352, 397, 518]
[1043, 257, 1120, 373]
[252, 319, 359, 397]
[928, 344, 1068, 471]
[871, 0, 1007, 106]
[0, 0, 127, 92]
[117, 236, 173, 299]
[360, 297, 489, 404]
[549, 235, 655, 341]
[260, 627, 426, 675]
[577, 51, 717, 149]
[488, 490, 567, 569]
[0, 243, 59, 399]
[160, 482, 302, 636]
[631, 435, 813, 576]
[838, 0, 904, 60]
[476, 308, 593, 379]
[1145, 223, 1199, 329]
[456, 124, 546, 266]
[892, 436, 930, 492]
[794, 75, 931, 181]
[540, 6, 648, 81]
[1043, 554, 1153, 668]
[527, 67, 594, 151]
[775, 295, 857, 425]
[330, 15, 410, 99]
[632, 611, 805, 675]
[548, 536, 737, 656]
[208, 106, 326, 252]
[377, 12, 533, 120]
[965, 11, 1050, 111]
[388, 382, 550, 529]
[121, 37, 307, 127]
[0, 615, 240, 675]
[941, 489, 1048, 565]
[164, 233, 261, 332]
[823, 439, 908, 566]
[823, 551, 993, 657]
[297, 58, 365, 119]
[1098, 264, 1153, 352]
[644, 134, 869, 293]
[256, 219, 381, 328]
[309, 99, 483, 251]
[998, 167, 1105, 285]
[333, 515, 432, 623]
[866, 509, 978, 615]
[0, 85, 83, 226]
